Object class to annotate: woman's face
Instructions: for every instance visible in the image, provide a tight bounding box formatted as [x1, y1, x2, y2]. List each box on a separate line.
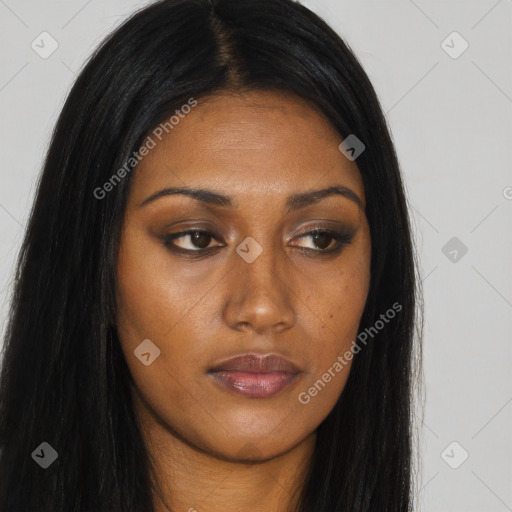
[115, 90, 371, 461]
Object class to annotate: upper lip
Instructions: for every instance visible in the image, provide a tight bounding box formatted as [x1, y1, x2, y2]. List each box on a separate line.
[208, 354, 301, 374]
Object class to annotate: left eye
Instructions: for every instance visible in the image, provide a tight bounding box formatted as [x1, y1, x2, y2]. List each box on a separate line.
[292, 229, 354, 252]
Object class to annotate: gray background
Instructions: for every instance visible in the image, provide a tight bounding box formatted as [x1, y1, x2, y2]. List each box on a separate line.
[1, 1, 511, 510]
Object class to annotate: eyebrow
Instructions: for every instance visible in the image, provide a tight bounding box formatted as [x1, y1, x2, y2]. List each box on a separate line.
[139, 185, 364, 211]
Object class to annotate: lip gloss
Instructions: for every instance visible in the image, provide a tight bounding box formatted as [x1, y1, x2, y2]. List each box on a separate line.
[209, 370, 298, 398]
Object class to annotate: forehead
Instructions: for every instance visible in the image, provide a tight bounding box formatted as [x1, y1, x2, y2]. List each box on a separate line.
[129, 90, 365, 208]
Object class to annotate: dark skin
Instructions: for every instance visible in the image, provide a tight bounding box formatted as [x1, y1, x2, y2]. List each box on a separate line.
[115, 90, 371, 512]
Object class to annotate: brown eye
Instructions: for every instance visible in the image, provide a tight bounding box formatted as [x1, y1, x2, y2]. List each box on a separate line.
[164, 230, 222, 251]
[293, 229, 355, 253]
[310, 231, 335, 250]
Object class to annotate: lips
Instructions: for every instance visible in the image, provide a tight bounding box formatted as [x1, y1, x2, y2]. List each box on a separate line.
[208, 354, 301, 398]
[209, 354, 300, 373]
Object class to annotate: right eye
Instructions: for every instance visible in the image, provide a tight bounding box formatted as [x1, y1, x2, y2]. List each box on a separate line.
[163, 229, 224, 252]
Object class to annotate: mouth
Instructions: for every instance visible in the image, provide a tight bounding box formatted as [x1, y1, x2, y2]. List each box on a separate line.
[207, 354, 301, 398]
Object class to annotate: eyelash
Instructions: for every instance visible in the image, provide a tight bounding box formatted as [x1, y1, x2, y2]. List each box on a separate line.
[163, 227, 355, 257]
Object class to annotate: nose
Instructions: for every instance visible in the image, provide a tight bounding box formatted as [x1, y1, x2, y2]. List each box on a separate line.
[222, 245, 296, 335]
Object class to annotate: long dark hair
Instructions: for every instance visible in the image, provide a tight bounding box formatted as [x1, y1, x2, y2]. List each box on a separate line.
[0, 0, 422, 510]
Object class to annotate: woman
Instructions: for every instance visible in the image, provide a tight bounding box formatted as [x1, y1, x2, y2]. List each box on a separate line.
[0, 0, 422, 510]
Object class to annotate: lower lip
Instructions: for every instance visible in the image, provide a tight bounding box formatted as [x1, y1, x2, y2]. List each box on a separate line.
[209, 371, 298, 398]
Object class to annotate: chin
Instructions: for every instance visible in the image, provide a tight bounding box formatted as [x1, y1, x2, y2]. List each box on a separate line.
[196, 423, 314, 464]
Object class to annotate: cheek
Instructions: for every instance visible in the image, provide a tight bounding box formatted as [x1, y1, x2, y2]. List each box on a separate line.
[302, 247, 371, 401]
[115, 227, 200, 342]
[114, 229, 216, 403]
[318, 254, 371, 347]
